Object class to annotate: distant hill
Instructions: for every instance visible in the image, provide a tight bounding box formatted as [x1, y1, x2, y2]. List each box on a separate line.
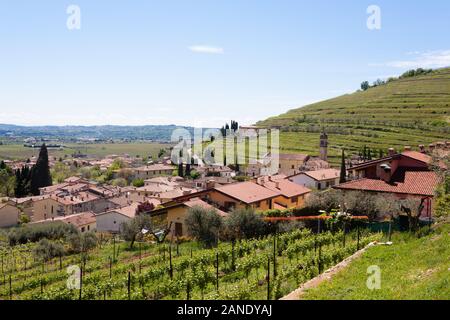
[0, 124, 196, 142]
[257, 67, 450, 165]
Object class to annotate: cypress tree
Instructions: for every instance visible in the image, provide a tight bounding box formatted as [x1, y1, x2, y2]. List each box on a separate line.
[30, 144, 52, 195]
[339, 149, 347, 184]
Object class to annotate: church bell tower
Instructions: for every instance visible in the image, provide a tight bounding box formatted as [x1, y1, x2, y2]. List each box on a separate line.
[319, 131, 328, 161]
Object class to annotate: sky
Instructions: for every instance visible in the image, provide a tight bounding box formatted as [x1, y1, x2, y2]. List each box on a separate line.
[1, 0, 450, 128]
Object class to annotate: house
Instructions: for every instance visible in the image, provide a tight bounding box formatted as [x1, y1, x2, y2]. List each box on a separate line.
[95, 203, 141, 233]
[208, 181, 281, 211]
[334, 149, 440, 219]
[132, 164, 175, 179]
[150, 198, 227, 237]
[0, 202, 21, 228]
[278, 154, 310, 175]
[288, 168, 340, 190]
[32, 211, 97, 233]
[254, 176, 311, 210]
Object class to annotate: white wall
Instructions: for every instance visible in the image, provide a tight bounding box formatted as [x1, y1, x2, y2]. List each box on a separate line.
[95, 211, 130, 233]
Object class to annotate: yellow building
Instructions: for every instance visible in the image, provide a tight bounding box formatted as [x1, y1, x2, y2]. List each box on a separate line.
[151, 198, 227, 237]
[0, 202, 21, 228]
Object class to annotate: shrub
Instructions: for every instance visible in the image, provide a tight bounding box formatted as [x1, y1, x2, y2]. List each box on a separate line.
[33, 238, 65, 262]
[132, 178, 145, 188]
[67, 231, 98, 254]
[224, 208, 267, 240]
[8, 222, 78, 246]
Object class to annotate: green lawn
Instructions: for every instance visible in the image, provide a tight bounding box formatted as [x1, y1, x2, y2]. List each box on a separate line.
[301, 221, 450, 300]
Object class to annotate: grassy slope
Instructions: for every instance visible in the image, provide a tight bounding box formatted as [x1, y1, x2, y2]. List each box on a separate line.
[258, 68, 450, 166]
[301, 222, 450, 300]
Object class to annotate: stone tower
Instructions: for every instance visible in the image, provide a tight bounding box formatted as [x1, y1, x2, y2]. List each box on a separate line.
[319, 131, 328, 161]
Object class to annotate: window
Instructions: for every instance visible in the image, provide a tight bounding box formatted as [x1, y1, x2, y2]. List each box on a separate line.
[81, 227, 85, 232]
[291, 196, 298, 203]
[255, 201, 261, 208]
[291, 165, 295, 169]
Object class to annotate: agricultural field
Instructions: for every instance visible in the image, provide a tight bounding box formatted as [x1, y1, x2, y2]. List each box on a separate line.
[0, 227, 382, 300]
[301, 221, 450, 300]
[258, 68, 450, 166]
[0, 142, 171, 161]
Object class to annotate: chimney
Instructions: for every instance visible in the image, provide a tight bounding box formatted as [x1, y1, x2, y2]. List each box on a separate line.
[418, 145, 425, 153]
[429, 144, 435, 152]
[388, 148, 395, 156]
[404, 146, 411, 152]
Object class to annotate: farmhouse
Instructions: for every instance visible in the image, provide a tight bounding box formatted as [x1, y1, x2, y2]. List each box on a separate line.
[288, 168, 340, 190]
[335, 149, 440, 219]
[31, 211, 97, 233]
[132, 164, 175, 179]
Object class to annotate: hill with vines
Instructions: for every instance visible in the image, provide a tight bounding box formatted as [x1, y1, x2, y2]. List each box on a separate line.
[257, 67, 450, 166]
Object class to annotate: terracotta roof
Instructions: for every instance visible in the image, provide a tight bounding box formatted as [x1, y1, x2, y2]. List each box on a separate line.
[183, 198, 228, 217]
[334, 169, 439, 196]
[54, 212, 96, 227]
[257, 178, 311, 198]
[301, 169, 340, 181]
[401, 151, 432, 164]
[215, 181, 279, 204]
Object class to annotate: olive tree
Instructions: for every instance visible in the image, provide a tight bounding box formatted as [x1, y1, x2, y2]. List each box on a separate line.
[185, 206, 223, 248]
[120, 214, 152, 249]
[224, 208, 267, 240]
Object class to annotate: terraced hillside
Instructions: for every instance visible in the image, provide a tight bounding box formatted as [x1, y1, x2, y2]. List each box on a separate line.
[257, 68, 450, 166]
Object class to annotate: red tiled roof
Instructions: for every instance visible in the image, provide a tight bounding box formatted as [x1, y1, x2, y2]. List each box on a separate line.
[215, 181, 280, 204]
[401, 151, 432, 164]
[183, 198, 228, 217]
[257, 178, 311, 198]
[334, 169, 439, 196]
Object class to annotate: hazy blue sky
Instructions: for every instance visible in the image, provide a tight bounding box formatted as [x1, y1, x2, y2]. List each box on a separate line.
[1, 0, 449, 128]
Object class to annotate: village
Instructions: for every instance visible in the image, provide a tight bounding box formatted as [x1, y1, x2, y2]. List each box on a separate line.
[1, 127, 447, 238]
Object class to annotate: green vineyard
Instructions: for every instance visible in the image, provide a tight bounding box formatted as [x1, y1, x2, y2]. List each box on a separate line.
[0, 228, 382, 300]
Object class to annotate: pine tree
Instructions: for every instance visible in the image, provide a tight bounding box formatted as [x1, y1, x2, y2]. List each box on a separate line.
[339, 149, 347, 184]
[30, 144, 52, 195]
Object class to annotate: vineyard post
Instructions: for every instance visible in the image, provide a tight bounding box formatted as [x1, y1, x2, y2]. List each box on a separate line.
[79, 266, 83, 300]
[342, 222, 346, 247]
[215, 252, 219, 292]
[318, 243, 322, 274]
[109, 256, 112, 279]
[388, 220, 392, 242]
[104, 289, 106, 300]
[357, 224, 361, 250]
[267, 256, 270, 300]
[317, 218, 321, 234]
[176, 238, 180, 256]
[127, 271, 131, 300]
[9, 274, 12, 300]
[139, 243, 142, 274]
[169, 244, 173, 279]
[59, 255, 62, 270]
[273, 233, 277, 278]
[113, 236, 116, 262]
[231, 240, 236, 271]
[186, 281, 190, 300]
[190, 247, 193, 258]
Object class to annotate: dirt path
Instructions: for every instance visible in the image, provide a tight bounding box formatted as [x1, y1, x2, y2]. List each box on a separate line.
[280, 242, 377, 300]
